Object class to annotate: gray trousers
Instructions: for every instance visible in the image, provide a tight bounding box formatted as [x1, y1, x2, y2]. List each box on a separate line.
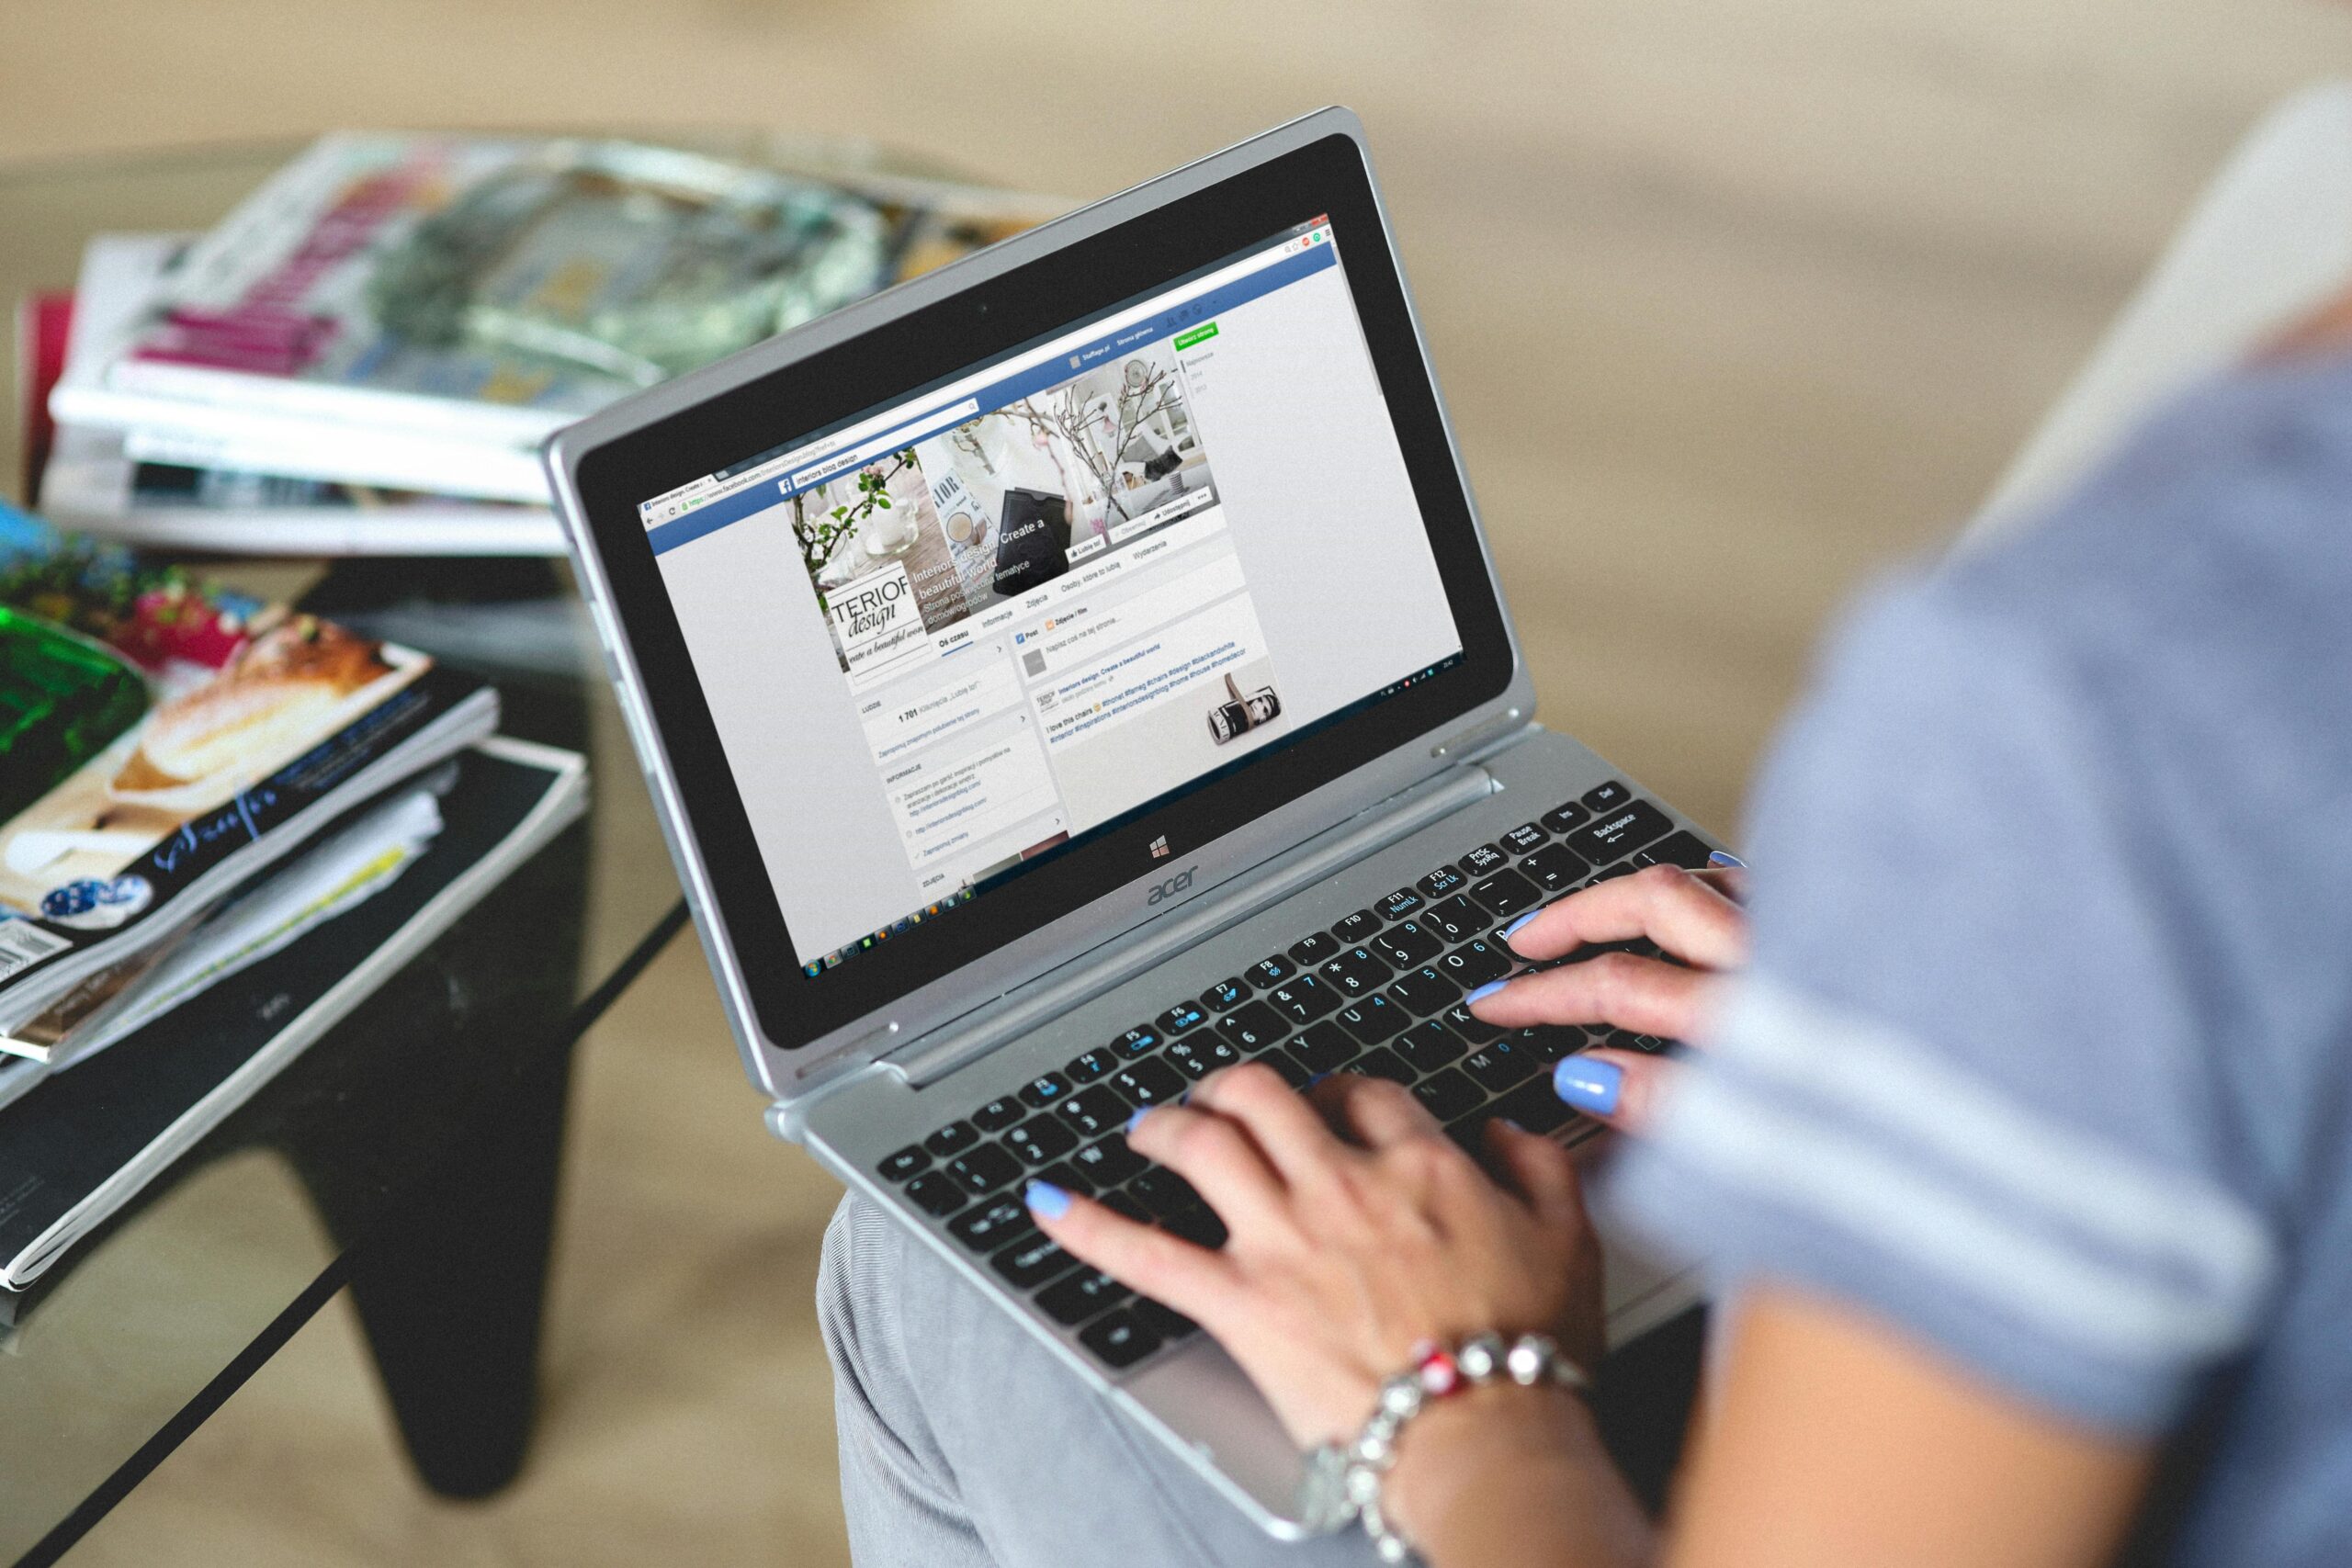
[818, 1194, 1382, 1568]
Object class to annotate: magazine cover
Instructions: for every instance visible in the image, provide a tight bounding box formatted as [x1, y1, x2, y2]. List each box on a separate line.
[0, 499, 496, 1032]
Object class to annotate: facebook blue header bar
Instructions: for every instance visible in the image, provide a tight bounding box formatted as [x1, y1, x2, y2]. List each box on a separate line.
[646, 238, 1339, 558]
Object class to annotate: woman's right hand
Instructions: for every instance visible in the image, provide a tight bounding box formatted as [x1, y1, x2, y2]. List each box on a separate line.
[1467, 863, 1750, 1129]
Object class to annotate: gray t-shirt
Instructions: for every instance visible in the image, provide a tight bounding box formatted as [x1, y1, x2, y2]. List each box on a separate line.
[1611, 354, 2352, 1566]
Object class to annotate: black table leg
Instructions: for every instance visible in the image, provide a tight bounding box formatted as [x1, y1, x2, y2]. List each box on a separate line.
[341, 1036, 576, 1497]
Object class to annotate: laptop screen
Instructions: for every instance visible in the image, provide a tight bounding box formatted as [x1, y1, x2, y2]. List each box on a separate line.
[635, 216, 1464, 974]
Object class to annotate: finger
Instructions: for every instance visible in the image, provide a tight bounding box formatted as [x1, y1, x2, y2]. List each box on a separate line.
[1500, 864, 1748, 969]
[1182, 1061, 1352, 1190]
[1551, 1048, 1680, 1134]
[1470, 951, 1723, 1039]
[1311, 1069, 1442, 1148]
[1483, 1119, 1584, 1229]
[1026, 1183, 1236, 1322]
[1122, 1100, 1289, 1222]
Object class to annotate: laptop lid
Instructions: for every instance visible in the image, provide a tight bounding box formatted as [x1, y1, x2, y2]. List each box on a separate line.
[547, 108, 1533, 1103]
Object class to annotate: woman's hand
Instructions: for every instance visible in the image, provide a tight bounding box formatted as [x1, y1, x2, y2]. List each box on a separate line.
[1469, 863, 1750, 1128]
[1026, 1064, 1604, 1451]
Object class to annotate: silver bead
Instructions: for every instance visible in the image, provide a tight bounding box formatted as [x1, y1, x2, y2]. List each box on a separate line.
[1354, 1429, 1393, 1467]
[1379, 1375, 1424, 1419]
[1457, 1333, 1504, 1382]
[1375, 1534, 1413, 1563]
[1506, 1336, 1548, 1386]
[1347, 1464, 1385, 1506]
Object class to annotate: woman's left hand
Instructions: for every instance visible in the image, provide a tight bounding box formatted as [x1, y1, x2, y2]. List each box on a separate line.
[1023, 1063, 1605, 1451]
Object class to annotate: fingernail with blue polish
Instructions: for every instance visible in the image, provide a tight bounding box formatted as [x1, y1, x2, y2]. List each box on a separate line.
[1465, 977, 1511, 1005]
[1024, 1179, 1071, 1220]
[1554, 1056, 1623, 1115]
[1503, 908, 1544, 941]
[1305, 1071, 1332, 1089]
[1498, 1118, 1526, 1134]
[1125, 1107, 1150, 1135]
[1708, 850, 1746, 869]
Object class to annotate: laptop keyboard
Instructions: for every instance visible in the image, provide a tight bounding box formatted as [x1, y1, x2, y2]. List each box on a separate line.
[870, 782, 1715, 1372]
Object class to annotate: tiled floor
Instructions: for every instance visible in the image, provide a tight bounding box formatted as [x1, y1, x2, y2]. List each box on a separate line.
[9, 0, 2348, 1561]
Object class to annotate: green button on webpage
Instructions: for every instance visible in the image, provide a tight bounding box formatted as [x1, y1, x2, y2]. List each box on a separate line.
[1172, 321, 1218, 351]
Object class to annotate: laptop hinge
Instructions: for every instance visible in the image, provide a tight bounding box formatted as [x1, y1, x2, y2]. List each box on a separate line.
[881, 750, 1516, 1090]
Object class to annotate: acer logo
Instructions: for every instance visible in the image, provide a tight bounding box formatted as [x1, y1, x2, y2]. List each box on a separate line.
[1146, 867, 1196, 906]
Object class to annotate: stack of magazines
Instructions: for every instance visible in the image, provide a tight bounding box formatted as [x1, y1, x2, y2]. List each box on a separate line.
[0, 499, 587, 1290]
[21, 131, 1060, 555]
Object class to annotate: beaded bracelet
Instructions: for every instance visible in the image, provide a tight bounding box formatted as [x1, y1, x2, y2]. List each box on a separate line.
[1295, 1332, 1590, 1563]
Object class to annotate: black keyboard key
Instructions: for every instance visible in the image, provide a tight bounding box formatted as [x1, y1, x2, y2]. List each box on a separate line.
[993, 1232, 1082, 1289]
[1037, 1268, 1130, 1325]
[1436, 938, 1513, 988]
[1412, 1066, 1483, 1122]
[972, 1097, 1025, 1133]
[1491, 1074, 1579, 1135]
[1499, 821, 1549, 855]
[1111, 1025, 1163, 1058]
[1539, 800, 1592, 835]
[1442, 1001, 1508, 1044]
[1059, 1085, 1133, 1138]
[1032, 1160, 1092, 1197]
[1288, 1020, 1361, 1074]
[1100, 1190, 1152, 1224]
[1288, 931, 1341, 965]
[904, 1171, 967, 1218]
[1588, 863, 1636, 886]
[1214, 1000, 1289, 1053]
[1417, 864, 1468, 898]
[948, 1143, 1024, 1196]
[1072, 1134, 1148, 1187]
[1468, 869, 1541, 921]
[1396, 1019, 1469, 1073]
[1372, 919, 1442, 968]
[1459, 842, 1510, 878]
[1080, 1310, 1161, 1369]
[1520, 842, 1589, 894]
[1320, 944, 1392, 997]
[1115, 1056, 1187, 1107]
[1633, 829, 1714, 871]
[924, 1120, 979, 1158]
[1389, 965, 1461, 1014]
[1332, 908, 1382, 944]
[1346, 1045, 1418, 1085]
[1019, 1073, 1072, 1110]
[1266, 974, 1342, 1025]
[1334, 993, 1408, 1044]
[877, 1145, 930, 1181]
[1128, 1168, 1201, 1219]
[1376, 887, 1426, 921]
[1157, 999, 1208, 1035]
[1422, 895, 1483, 943]
[1166, 1033, 1242, 1079]
[1162, 1203, 1228, 1250]
[1581, 779, 1632, 811]
[1067, 1047, 1118, 1083]
[1512, 1023, 1588, 1063]
[948, 1194, 1035, 1252]
[1462, 1038, 1542, 1094]
[1006, 1116, 1080, 1165]
[1246, 954, 1296, 987]
[1262, 1052, 1313, 1089]
[1201, 976, 1251, 1011]
[1130, 1297, 1202, 1342]
[1567, 800, 1675, 862]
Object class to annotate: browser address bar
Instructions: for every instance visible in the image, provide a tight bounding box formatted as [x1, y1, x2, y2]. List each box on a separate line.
[787, 399, 981, 491]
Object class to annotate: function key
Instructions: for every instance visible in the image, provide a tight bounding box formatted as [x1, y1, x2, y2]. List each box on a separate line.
[1018, 1072, 1072, 1109]
[1632, 830, 1713, 871]
[1288, 931, 1341, 965]
[1331, 908, 1382, 944]
[876, 1145, 930, 1181]
[1080, 1309, 1162, 1369]
[1459, 842, 1510, 878]
[1499, 822, 1548, 855]
[1376, 887, 1426, 921]
[904, 1171, 967, 1218]
[1564, 799, 1671, 861]
[1468, 869, 1540, 920]
[923, 1120, 979, 1158]
[1247, 954, 1296, 987]
[1581, 779, 1632, 811]
[1417, 864, 1468, 899]
[1111, 1025, 1162, 1058]
[1520, 842, 1588, 893]
[1006, 1116, 1079, 1165]
[1067, 1047, 1118, 1083]
[1157, 999, 1208, 1035]
[1538, 800, 1592, 835]
[1201, 976, 1251, 1011]
[972, 1097, 1025, 1133]
[947, 1144, 1023, 1196]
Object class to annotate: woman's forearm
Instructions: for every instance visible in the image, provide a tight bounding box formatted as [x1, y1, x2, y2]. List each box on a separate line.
[1385, 1384, 1656, 1568]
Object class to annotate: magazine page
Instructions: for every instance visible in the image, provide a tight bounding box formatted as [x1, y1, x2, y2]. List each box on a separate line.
[0, 499, 494, 1029]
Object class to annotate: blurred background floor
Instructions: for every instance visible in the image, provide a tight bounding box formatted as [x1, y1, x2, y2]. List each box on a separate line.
[6, 0, 2349, 1563]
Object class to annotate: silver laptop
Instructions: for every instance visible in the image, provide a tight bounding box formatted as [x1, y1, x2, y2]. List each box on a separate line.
[546, 107, 1707, 1536]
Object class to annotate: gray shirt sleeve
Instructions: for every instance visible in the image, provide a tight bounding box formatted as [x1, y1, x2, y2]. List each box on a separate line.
[1602, 409, 2324, 1431]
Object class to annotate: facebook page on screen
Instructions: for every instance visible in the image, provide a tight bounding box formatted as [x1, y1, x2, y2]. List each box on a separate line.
[639, 218, 1464, 973]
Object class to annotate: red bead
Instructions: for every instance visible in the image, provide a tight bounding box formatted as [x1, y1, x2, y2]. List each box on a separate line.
[1417, 1348, 1461, 1397]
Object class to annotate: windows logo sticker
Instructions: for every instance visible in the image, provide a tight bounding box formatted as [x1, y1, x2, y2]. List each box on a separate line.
[1148, 835, 1170, 860]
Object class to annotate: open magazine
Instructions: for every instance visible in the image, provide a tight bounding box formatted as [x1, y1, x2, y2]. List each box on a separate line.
[0, 500, 498, 1043]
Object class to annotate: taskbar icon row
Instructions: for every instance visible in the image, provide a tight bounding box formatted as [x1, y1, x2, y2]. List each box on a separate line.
[802, 886, 978, 978]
